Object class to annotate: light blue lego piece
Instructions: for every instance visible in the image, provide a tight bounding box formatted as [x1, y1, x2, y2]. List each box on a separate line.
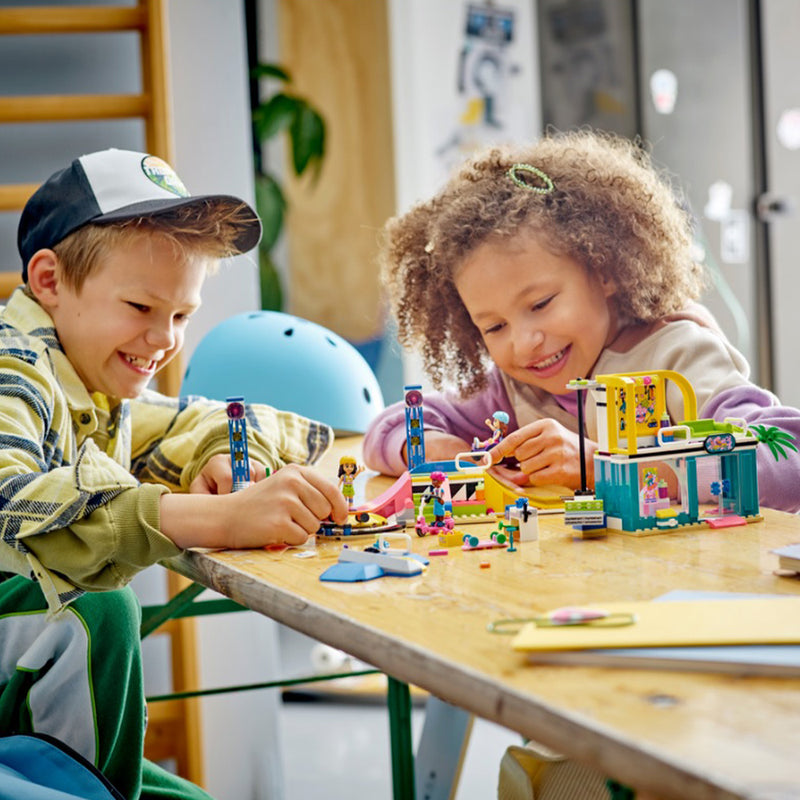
[319, 562, 384, 582]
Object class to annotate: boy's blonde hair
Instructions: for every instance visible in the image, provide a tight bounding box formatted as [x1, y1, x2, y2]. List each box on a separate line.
[52, 200, 257, 291]
[382, 129, 706, 395]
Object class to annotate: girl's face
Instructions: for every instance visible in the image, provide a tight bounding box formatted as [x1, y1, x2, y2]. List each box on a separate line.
[455, 232, 617, 396]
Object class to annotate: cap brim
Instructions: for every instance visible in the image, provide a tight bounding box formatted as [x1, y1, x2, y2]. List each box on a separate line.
[93, 194, 262, 255]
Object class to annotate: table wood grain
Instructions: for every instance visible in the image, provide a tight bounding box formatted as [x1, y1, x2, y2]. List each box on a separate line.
[167, 437, 800, 800]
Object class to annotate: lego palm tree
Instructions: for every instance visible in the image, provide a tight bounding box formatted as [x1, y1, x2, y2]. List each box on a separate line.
[251, 63, 326, 311]
[749, 424, 798, 461]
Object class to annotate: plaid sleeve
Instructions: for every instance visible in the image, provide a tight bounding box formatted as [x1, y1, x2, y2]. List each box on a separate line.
[129, 389, 333, 490]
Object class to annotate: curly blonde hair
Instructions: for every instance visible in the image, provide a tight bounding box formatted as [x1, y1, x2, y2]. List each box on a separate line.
[382, 129, 706, 395]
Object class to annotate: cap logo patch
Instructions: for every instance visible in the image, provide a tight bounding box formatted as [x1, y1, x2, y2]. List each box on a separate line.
[141, 155, 190, 197]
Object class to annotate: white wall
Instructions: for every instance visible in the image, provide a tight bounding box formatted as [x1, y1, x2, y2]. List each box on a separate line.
[387, 0, 542, 385]
[168, 1, 262, 365]
[390, 0, 541, 212]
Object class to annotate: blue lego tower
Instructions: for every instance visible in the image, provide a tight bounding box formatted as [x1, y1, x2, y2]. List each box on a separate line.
[404, 385, 426, 471]
[226, 396, 251, 492]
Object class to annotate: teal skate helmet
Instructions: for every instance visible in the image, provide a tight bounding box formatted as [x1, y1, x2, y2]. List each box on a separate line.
[181, 311, 385, 434]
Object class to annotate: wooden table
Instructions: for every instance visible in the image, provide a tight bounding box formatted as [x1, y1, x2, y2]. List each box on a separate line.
[167, 437, 800, 800]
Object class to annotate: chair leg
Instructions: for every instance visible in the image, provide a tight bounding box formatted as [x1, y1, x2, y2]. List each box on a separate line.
[387, 677, 416, 800]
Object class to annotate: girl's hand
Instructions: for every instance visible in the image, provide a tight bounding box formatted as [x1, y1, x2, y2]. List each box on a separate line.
[401, 431, 470, 465]
[189, 453, 269, 495]
[487, 419, 596, 490]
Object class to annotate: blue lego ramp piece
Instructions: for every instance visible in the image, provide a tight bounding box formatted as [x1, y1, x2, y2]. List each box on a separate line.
[319, 562, 384, 582]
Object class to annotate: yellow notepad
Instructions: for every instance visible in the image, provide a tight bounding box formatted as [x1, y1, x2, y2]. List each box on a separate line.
[511, 597, 800, 652]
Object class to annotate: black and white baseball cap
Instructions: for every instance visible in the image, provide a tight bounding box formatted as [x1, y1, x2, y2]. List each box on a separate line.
[18, 148, 262, 280]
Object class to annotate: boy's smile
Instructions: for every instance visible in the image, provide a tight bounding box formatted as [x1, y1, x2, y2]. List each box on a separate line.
[38, 234, 207, 399]
[455, 232, 617, 395]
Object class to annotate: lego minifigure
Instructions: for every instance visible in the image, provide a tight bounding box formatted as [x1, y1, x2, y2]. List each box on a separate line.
[421, 471, 449, 526]
[338, 456, 365, 509]
[472, 410, 509, 451]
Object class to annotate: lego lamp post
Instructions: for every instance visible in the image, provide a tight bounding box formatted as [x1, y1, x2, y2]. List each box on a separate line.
[404, 385, 426, 471]
[226, 396, 252, 492]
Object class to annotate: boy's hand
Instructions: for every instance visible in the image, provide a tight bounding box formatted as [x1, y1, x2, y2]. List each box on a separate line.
[161, 464, 348, 551]
[487, 419, 596, 490]
[225, 464, 349, 548]
[190, 453, 269, 495]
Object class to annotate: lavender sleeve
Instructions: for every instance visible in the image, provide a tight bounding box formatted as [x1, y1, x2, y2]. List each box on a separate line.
[702, 384, 800, 512]
[362, 371, 515, 475]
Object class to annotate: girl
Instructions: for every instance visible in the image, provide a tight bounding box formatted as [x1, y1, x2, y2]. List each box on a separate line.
[363, 129, 800, 512]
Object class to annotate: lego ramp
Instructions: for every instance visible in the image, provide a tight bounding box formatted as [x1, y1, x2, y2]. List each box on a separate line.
[483, 470, 568, 513]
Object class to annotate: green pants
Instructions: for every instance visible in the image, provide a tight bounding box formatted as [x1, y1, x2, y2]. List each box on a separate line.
[0, 575, 213, 800]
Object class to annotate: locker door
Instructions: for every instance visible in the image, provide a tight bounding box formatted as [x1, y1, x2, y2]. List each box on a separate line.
[637, 0, 762, 379]
[760, 0, 800, 406]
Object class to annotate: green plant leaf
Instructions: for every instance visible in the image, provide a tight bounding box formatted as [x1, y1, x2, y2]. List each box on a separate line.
[251, 62, 292, 82]
[289, 102, 326, 178]
[253, 93, 304, 142]
[254, 172, 286, 251]
[258, 249, 284, 311]
[249, 60, 327, 314]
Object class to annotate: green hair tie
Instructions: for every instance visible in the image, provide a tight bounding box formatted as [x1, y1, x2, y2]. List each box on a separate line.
[507, 163, 555, 194]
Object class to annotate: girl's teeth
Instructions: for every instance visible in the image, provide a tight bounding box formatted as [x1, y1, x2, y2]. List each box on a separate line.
[534, 349, 565, 369]
[126, 355, 151, 368]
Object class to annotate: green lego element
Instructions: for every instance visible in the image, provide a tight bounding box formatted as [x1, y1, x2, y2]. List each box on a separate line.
[564, 498, 603, 512]
[680, 418, 744, 437]
[566, 377, 592, 388]
[750, 424, 798, 461]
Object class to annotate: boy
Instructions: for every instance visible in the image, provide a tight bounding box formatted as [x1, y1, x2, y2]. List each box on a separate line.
[0, 148, 348, 799]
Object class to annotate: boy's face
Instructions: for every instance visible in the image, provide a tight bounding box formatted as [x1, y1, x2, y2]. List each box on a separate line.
[455, 232, 617, 396]
[46, 233, 207, 399]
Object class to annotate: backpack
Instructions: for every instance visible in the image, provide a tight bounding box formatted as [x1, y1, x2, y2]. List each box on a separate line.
[0, 733, 124, 800]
